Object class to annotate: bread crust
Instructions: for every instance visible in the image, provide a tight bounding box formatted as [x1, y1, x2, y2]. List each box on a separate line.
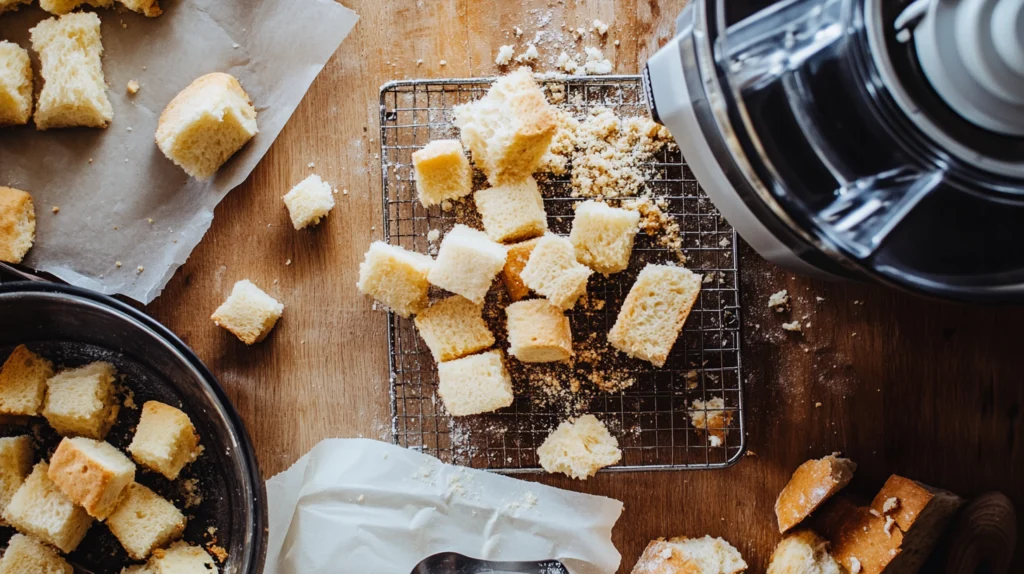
[775, 454, 857, 533]
[0, 187, 34, 264]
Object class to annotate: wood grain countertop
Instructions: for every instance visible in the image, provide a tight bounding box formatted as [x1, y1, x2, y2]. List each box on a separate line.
[145, 0, 1024, 571]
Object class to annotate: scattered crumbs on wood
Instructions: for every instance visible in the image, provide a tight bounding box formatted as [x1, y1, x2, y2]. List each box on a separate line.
[51, 206, 59, 214]
[782, 321, 801, 332]
[126, 79, 140, 94]
[815, 402, 822, 408]
[147, 218, 154, 224]
[136, 266, 145, 274]
[115, 261, 122, 268]
[285, 259, 292, 266]
[439, 59, 447, 66]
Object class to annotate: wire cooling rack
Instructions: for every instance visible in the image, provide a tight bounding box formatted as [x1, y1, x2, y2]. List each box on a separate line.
[379, 76, 744, 472]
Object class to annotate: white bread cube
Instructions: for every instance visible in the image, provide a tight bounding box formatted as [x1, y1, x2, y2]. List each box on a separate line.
[0, 187, 35, 265]
[454, 67, 557, 185]
[0, 345, 53, 416]
[412, 140, 472, 207]
[357, 241, 433, 318]
[608, 264, 702, 367]
[414, 296, 495, 362]
[283, 174, 335, 230]
[210, 280, 284, 345]
[427, 225, 507, 305]
[569, 201, 640, 274]
[505, 299, 572, 363]
[500, 237, 540, 302]
[474, 176, 548, 243]
[107, 482, 186, 561]
[3, 462, 93, 553]
[0, 0, 32, 16]
[43, 361, 120, 440]
[128, 401, 199, 480]
[632, 536, 748, 574]
[519, 234, 592, 310]
[148, 541, 218, 573]
[436, 350, 513, 416]
[537, 415, 620, 479]
[0, 42, 32, 127]
[48, 437, 135, 520]
[117, 0, 161, 17]
[0, 436, 33, 525]
[767, 530, 843, 574]
[156, 73, 258, 180]
[0, 533, 73, 574]
[30, 12, 113, 130]
[39, 0, 112, 15]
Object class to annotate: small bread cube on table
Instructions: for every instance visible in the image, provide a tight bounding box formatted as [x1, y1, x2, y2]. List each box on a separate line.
[569, 200, 640, 274]
[42, 361, 120, 440]
[500, 237, 540, 302]
[211, 280, 284, 344]
[0, 41, 32, 127]
[357, 241, 433, 318]
[474, 176, 548, 243]
[412, 140, 472, 207]
[283, 174, 335, 230]
[505, 299, 572, 363]
[427, 225, 507, 305]
[38, 0, 112, 15]
[148, 541, 218, 573]
[0, 533, 73, 574]
[48, 437, 136, 520]
[414, 296, 495, 362]
[0, 436, 33, 524]
[0, 345, 53, 416]
[2, 462, 93, 553]
[107, 482, 186, 561]
[0, 187, 36, 265]
[436, 350, 513, 416]
[537, 414, 621, 480]
[519, 234, 592, 310]
[128, 401, 199, 480]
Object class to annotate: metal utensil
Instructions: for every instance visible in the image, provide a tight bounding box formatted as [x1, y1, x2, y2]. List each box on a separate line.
[411, 552, 568, 574]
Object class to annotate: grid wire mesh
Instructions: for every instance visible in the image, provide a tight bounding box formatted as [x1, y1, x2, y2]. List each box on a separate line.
[380, 76, 744, 472]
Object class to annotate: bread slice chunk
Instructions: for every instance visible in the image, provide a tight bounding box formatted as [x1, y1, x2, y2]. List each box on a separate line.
[608, 264, 702, 367]
[283, 174, 335, 230]
[519, 234, 592, 310]
[505, 299, 572, 363]
[500, 237, 540, 302]
[48, 437, 135, 520]
[0, 0, 32, 17]
[0, 345, 53, 416]
[0, 533, 73, 574]
[107, 482, 186, 561]
[412, 140, 473, 207]
[768, 530, 844, 574]
[43, 361, 120, 440]
[357, 241, 433, 317]
[474, 176, 548, 243]
[813, 496, 901, 574]
[211, 279, 284, 344]
[0, 436, 33, 526]
[38, 0, 112, 15]
[569, 200, 640, 274]
[0, 42, 32, 127]
[156, 73, 258, 180]
[0, 187, 35, 264]
[30, 12, 113, 130]
[436, 350, 513, 416]
[537, 414, 620, 479]
[427, 224, 507, 305]
[689, 396, 733, 447]
[3, 462, 93, 553]
[865, 475, 963, 573]
[454, 67, 557, 185]
[148, 541, 218, 573]
[128, 401, 199, 480]
[632, 535, 748, 574]
[414, 296, 495, 362]
[117, 0, 161, 17]
[776, 454, 857, 533]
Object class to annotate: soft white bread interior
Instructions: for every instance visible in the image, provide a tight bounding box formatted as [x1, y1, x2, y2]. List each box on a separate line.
[414, 295, 495, 362]
[767, 530, 844, 574]
[631, 535, 748, 574]
[436, 350, 513, 416]
[536, 414, 620, 479]
[519, 233, 592, 310]
[413, 139, 473, 207]
[427, 224, 507, 305]
[210, 280, 284, 345]
[500, 237, 540, 302]
[0, 187, 34, 264]
[569, 200, 640, 274]
[283, 174, 335, 230]
[0, 533, 73, 574]
[0, 41, 32, 127]
[505, 298, 572, 363]
[357, 241, 434, 318]
[474, 176, 548, 243]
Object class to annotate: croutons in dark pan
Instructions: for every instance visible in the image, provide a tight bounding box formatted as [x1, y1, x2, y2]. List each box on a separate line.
[0, 278, 267, 573]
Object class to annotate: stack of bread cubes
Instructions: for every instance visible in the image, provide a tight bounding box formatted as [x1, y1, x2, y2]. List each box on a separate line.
[0, 344, 217, 573]
[356, 68, 707, 479]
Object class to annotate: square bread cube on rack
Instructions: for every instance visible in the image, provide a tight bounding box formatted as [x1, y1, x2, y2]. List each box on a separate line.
[106, 482, 186, 561]
[414, 296, 495, 362]
[412, 139, 473, 207]
[0, 345, 53, 416]
[427, 225, 507, 305]
[42, 361, 120, 440]
[2, 462, 93, 553]
[0, 533, 73, 574]
[128, 401, 199, 480]
[437, 350, 513, 416]
[0, 436, 33, 525]
[505, 299, 572, 363]
[357, 241, 434, 317]
[519, 234, 592, 310]
[48, 437, 135, 520]
[500, 238, 540, 302]
[569, 200, 641, 274]
[474, 176, 548, 243]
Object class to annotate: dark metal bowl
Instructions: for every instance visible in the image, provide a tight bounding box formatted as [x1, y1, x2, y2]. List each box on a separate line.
[0, 281, 267, 573]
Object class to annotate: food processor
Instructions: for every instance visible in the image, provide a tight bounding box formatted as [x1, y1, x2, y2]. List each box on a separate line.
[643, 0, 1024, 302]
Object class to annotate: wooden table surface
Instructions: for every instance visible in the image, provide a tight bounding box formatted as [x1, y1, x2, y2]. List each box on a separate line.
[145, 0, 1024, 571]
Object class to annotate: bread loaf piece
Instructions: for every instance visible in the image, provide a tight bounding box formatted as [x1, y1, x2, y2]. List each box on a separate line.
[107, 482, 186, 560]
[412, 140, 473, 207]
[436, 350, 513, 416]
[414, 296, 495, 362]
[0, 42, 31, 126]
[813, 496, 900, 574]
[357, 241, 434, 317]
[42, 361, 119, 440]
[147, 541, 218, 573]
[38, 0, 111, 15]
[283, 174, 335, 230]
[0, 345, 52, 416]
[0, 533, 73, 574]
[474, 176, 548, 243]
[48, 437, 135, 520]
[537, 414, 620, 479]
[0, 0, 32, 17]
[776, 454, 857, 533]
[2, 462, 93, 553]
[427, 225, 507, 305]
[0, 187, 35, 264]
[128, 401, 199, 480]
[631, 535, 748, 574]
[211, 280, 283, 344]
[0, 436, 32, 526]
[505, 299, 572, 363]
[767, 530, 844, 574]
[500, 237, 540, 302]
[117, 0, 161, 17]
[30, 12, 112, 129]
[519, 234, 592, 310]
[569, 200, 640, 274]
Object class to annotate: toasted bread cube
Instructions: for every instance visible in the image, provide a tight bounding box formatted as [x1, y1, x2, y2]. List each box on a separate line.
[30, 12, 113, 130]
[0, 436, 33, 525]
[519, 234, 592, 310]
[0, 0, 32, 17]
[116, 0, 161, 17]
[148, 541, 218, 573]
[357, 241, 433, 318]
[767, 530, 843, 574]
[3, 462, 93, 553]
[474, 176, 548, 243]
[107, 483, 186, 561]
[436, 350, 513, 416]
[0, 42, 32, 127]
[506, 299, 572, 363]
[608, 264, 702, 367]
[454, 68, 557, 185]
[283, 174, 335, 230]
[0, 533, 73, 574]
[156, 73, 258, 180]
[43, 362, 119, 440]
[48, 437, 135, 520]
[211, 280, 284, 345]
[500, 238, 540, 302]
[537, 415, 621, 479]
[0, 345, 53, 416]
[414, 296, 495, 362]
[569, 201, 640, 274]
[427, 225, 507, 305]
[632, 535, 747, 574]
[128, 401, 199, 480]
[38, 0, 112, 15]
[776, 454, 857, 533]
[0, 188, 35, 265]
[412, 140, 473, 207]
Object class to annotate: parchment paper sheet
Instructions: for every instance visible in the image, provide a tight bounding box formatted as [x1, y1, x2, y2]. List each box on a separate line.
[0, 0, 357, 303]
[265, 439, 625, 574]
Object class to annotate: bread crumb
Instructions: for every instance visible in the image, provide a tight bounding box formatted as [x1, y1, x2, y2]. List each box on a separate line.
[746, 450, 757, 457]
[768, 290, 789, 310]
[816, 296, 826, 302]
[583, 47, 612, 74]
[849, 557, 861, 574]
[342, 188, 349, 195]
[495, 45, 515, 66]
[593, 19, 609, 35]
[685, 370, 699, 389]
[513, 26, 523, 37]
[207, 544, 227, 563]
[307, 161, 315, 168]
[136, 266, 145, 273]
[285, 258, 292, 266]
[126, 80, 140, 94]
[416, 59, 423, 66]
[147, 218, 154, 224]
[181, 478, 202, 508]
[719, 236, 731, 248]
[815, 402, 822, 408]
[514, 44, 539, 63]
[439, 59, 447, 66]
[51, 206, 60, 214]
[115, 261, 122, 268]
[556, 51, 579, 74]
[614, 39, 621, 46]
[427, 229, 440, 242]
[781, 321, 801, 332]
[440, 199, 453, 212]
[883, 515, 896, 537]
[882, 496, 900, 514]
